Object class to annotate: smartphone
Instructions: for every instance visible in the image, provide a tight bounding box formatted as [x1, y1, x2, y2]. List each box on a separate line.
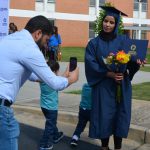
[69, 57, 77, 72]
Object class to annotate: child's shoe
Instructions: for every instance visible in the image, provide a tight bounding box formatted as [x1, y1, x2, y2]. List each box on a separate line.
[70, 138, 78, 147]
[39, 144, 53, 150]
[53, 131, 64, 143]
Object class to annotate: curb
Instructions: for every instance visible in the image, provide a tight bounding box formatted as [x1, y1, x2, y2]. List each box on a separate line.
[13, 105, 150, 144]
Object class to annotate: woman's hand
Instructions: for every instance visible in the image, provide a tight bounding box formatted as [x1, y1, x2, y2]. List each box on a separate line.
[107, 72, 124, 83]
[115, 73, 124, 84]
[137, 59, 147, 67]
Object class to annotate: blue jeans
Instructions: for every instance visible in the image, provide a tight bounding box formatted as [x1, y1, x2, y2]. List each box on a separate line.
[73, 107, 91, 138]
[40, 108, 58, 147]
[0, 105, 20, 150]
[48, 46, 59, 61]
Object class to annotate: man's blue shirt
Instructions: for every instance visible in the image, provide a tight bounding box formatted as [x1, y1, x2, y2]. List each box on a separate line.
[0, 29, 68, 103]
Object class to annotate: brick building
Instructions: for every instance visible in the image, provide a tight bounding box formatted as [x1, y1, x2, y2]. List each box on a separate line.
[9, 0, 150, 47]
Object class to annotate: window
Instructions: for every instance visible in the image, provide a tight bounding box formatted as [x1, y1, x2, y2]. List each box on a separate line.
[99, 0, 105, 5]
[36, 0, 43, 2]
[89, 22, 95, 39]
[134, 0, 148, 12]
[89, 0, 96, 7]
[132, 30, 136, 39]
[142, 3, 147, 12]
[132, 24, 147, 39]
[141, 0, 147, 2]
[36, 0, 55, 3]
[134, 0, 147, 2]
[141, 30, 147, 39]
[47, 0, 55, 3]
[134, 2, 139, 11]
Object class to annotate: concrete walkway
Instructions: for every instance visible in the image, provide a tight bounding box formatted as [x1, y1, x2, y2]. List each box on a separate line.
[14, 93, 150, 150]
[14, 109, 141, 150]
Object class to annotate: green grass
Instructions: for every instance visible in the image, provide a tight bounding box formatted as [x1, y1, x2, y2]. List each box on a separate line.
[146, 54, 150, 64]
[61, 47, 85, 62]
[64, 90, 81, 95]
[64, 82, 150, 101]
[132, 82, 150, 101]
[140, 66, 150, 72]
[59, 47, 150, 63]
[60, 47, 150, 63]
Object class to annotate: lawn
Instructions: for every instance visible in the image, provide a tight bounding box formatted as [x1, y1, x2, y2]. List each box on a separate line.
[64, 82, 150, 101]
[61, 47, 85, 62]
[146, 48, 150, 64]
[146, 54, 150, 64]
[64, 90, 81, 95]
[140, 66, 150, 72]
[60, 47, 150, 63]
[132, 82, 150, 101]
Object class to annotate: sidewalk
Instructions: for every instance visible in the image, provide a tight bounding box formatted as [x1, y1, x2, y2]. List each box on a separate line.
[14, 93, 150, 150]
[15, 109, 142, 150]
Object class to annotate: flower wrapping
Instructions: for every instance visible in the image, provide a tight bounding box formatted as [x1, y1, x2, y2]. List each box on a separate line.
[103, 50, 130, 103]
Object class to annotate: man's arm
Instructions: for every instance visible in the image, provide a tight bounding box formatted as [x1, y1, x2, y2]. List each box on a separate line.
[21, 47, 78, 90]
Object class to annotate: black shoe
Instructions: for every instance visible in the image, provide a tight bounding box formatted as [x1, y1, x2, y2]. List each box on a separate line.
[70, 139, 78, 147]
[53, 132, 64, 143]
[39, 144, 53, 150]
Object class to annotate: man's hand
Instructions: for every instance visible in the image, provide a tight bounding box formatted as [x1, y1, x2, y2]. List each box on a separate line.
[62, 65, 69, 77]
[67, 67, 79, 86]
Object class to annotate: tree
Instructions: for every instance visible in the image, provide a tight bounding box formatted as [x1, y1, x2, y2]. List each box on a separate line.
[94, 2, 124, 35]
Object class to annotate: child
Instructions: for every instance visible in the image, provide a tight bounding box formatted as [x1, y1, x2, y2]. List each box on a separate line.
[70, 83, 92, 147]
[39, 60, 63, 150]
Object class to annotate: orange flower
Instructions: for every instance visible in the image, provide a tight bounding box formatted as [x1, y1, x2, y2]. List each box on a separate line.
[116, 50, 130, 64]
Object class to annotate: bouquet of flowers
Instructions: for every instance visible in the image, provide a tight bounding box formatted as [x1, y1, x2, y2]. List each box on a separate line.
[103, 50, 130, 103]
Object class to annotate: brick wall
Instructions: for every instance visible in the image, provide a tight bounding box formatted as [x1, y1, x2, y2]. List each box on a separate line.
[56, 20, 89, 47]
[55, 0, 88, 14]
[55, 0, 89, 47]
[106, 0, 134, 17]
[9, 17, 30, 30]
[10, 0, 35, 10]
[10, 0, 35, 31]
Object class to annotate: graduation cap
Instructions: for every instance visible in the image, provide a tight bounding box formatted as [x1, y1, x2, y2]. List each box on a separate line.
[100, 6, 128, 34]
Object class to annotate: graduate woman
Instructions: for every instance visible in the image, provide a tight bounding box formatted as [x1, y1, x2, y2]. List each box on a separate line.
[85, 6, 144, 150]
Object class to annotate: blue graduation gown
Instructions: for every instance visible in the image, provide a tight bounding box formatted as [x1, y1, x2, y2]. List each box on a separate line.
[85, 35, 139, 139]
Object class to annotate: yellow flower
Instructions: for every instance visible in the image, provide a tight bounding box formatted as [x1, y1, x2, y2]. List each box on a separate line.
[106, 55, 114, 64]
[116, 50, 130, 64]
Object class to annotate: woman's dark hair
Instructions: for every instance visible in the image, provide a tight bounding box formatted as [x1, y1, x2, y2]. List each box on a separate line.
[47, 60, 60, 72]
[53, 26, 58, 37]
[14, 25, 18, 31]
[9, 22, 15, 28]
[25, 15, 53, 35]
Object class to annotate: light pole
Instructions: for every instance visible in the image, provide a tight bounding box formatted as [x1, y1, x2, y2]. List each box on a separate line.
[43, 0, 47, 11]
[138, 0, 142, 39]
[95, 0, 100, 17]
